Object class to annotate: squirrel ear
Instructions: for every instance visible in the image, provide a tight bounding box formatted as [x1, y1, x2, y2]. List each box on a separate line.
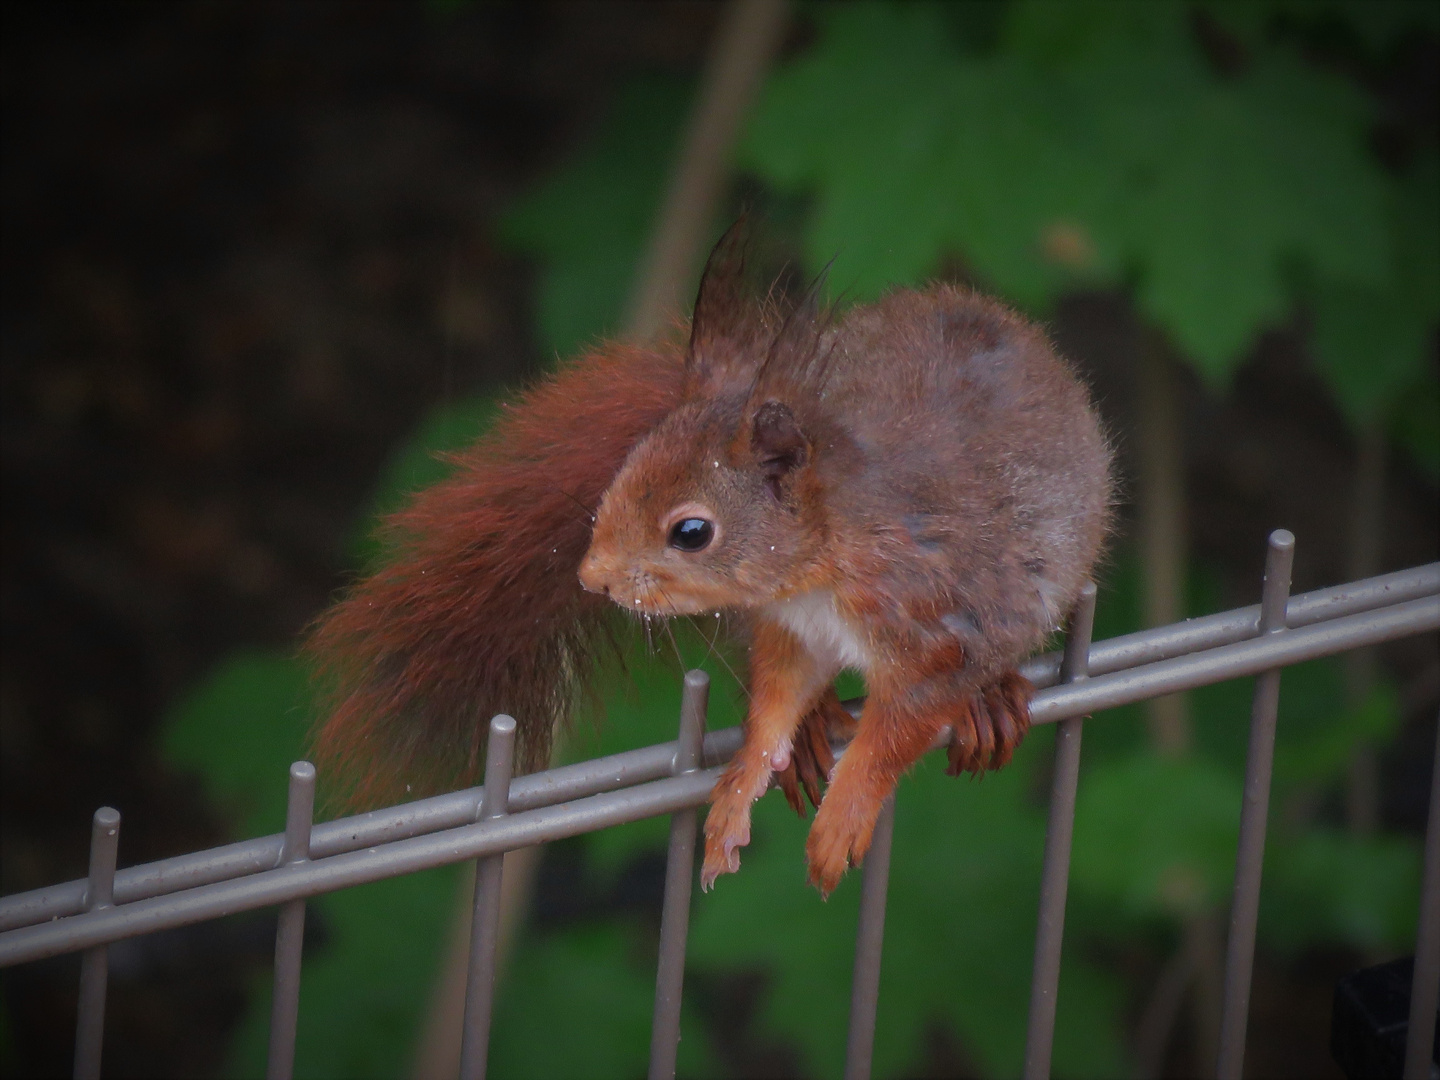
[687, 218, 765, 392]
[751, 400, 808, 498]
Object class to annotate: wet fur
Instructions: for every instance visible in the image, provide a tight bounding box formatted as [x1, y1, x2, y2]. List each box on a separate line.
[582, 233, 1112, 892]
[311, 227, 1112, 891]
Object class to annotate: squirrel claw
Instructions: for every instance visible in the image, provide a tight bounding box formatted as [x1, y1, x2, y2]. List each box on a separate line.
[702, 770, 755, 889]
[945, 670, 1032, 776]
[777, 689, 850, 817]
[700, 831, 747, 890]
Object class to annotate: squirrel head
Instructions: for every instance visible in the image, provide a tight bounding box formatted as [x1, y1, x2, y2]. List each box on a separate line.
[578, 392, 828, 615]
[576, 224, 840, 616]
[579, 222, 841, 615]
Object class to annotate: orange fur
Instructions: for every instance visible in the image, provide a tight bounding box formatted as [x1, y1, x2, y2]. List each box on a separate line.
[310, 224, 1109, 897]
[306, 341, 685, 806]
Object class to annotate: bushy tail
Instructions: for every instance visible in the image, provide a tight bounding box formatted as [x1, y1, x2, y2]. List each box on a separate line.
[306, 342, 685, 807]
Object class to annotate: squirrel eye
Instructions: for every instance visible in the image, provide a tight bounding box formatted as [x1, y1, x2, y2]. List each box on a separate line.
[668, 517, 714, 553]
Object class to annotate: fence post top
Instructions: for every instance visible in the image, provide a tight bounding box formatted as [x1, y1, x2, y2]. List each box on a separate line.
[288, 761, 315, 783]
[91, 807, 120, 832]
[488, 714, 516, 736]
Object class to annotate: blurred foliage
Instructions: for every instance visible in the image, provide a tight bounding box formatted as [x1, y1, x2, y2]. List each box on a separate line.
[349, 396, 500, 570]
[742, 0, 1390, 382]
[688, 746, 1128, 1079]
[157, 0, 1433, 1076]
[498, 76, 694, 359]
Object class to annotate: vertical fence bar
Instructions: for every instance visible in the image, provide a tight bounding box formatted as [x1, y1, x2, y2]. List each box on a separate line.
[458, 715, 517, 1080]
[843, 793, 897, 1080]
[1216, 529, 1294, 1080]
[73, 807, 119, 1080]
[1403, 709, 1440, 1080]
[266, 761, 316, 1080]
[648, 670, 710, 1080]
[1023, 581, 1098, 1080]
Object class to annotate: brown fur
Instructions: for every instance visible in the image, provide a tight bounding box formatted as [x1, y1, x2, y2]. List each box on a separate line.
[306, 340, 685, 806]
[311, 226, 1112, 892]
[581, 232, 1113, 893]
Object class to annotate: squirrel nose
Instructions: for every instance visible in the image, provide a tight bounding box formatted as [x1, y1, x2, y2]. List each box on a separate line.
[577, 554, 608, 595]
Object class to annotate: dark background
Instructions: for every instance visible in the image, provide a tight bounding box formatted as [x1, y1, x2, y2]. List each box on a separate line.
[1, 2, 1436, 1076]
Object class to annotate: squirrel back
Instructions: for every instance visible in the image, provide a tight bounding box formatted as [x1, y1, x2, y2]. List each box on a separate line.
[307, 340, 685, 806]
[580, 279, 1112, 683]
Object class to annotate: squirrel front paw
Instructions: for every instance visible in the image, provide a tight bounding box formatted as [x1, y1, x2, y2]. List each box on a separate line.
[701, 765, 760, 890]
[945, 669, 1032, 776]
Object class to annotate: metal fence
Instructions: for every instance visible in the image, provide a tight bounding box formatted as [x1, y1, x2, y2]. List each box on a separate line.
[3, 530, 1439, 1080]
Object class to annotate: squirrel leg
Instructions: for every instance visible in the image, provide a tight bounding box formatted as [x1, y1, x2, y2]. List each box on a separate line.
[805, 688, 946, 897]
[774, 688, 857, 817]
[944, 669, 1033, 776]
[702, 619, 832, 890]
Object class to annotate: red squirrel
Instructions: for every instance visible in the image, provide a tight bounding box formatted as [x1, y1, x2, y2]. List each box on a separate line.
[308, 225, 1113, 895]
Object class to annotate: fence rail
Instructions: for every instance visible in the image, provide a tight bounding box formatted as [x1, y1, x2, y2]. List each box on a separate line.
[3, 535, 1438, 1080]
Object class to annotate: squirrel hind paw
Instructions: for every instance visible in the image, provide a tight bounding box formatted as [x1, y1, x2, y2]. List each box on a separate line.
[777, 691, 846, 816]
[945, 670, 1033, 775]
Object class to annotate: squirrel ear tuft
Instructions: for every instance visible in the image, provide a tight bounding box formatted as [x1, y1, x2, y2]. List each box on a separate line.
[748, 261, 834, 403]
[751, 400, 808, 498]
[687, 218, 766, 392]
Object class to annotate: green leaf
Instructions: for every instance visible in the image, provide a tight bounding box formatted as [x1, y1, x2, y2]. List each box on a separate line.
[1045, 20, 1389, 379]
[1205, 0, 1440, 52]
[1392, 149, 1440, 317]
[1307, 149, 1439, 428]
[1309, 283, 1430, 425]
[490, 922, 720, 1080]
[160, 651, 312, 838]
[160, 653, 460, 1077]
[498, 76, 694, 358]
[1391, 365, 1440, 482]
[351, 394, 500, 568]
[1274, 673, 1402, 793]
[1072, 753, 1241, 918]
[689, 746, 1126, 1079]
[224, 868, 462, 1079]
[742, 4, 1123, 309]
[1261, 829, 1420, 954]
[748, 0, 1391, 383]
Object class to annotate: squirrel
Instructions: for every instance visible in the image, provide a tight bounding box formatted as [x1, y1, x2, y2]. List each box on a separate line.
[307, 223, 1113, 896]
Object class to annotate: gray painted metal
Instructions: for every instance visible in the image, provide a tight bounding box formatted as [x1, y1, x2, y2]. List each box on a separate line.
[3, 588, 1436, 970]
[3, 563, 1432, 938]
[0, 732, 746, 935]
[648, 670, 710, 1080]
[1023, 581, 1097, 1080]
[266, 761, 315, 1080]
[1216, 530, 1293, 1079]
[73, 807, 119, 1080]
[844, 794, 896, 1080]
[1019, 562, 1438, 690]
[1404, 710, 1440, 1080]
[1029, 593, 1437, 726]
[459, 715, 517, 1080]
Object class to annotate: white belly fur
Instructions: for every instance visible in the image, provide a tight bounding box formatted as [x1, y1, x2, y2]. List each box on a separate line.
[764, 590, 871, 672]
